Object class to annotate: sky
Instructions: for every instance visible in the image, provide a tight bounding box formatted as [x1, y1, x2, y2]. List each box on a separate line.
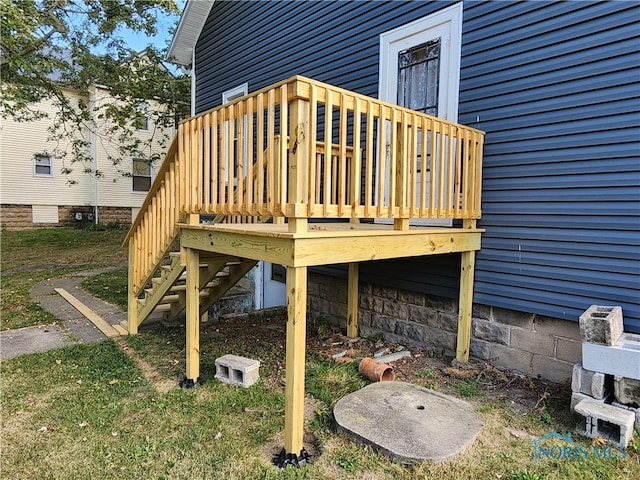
[116, 0, 187, 57]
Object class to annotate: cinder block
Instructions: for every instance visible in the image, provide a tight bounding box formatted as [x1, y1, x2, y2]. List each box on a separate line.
[574, 399, 635, 448]
[571, 392, 594, 412]
[579, 305, 623, 345]
[612, 402, 640, 432]
[582, 333, 640, 380]
[614, 376, 640, 406]
[214, 354, 260, 388]
[571, 363, 611, 400]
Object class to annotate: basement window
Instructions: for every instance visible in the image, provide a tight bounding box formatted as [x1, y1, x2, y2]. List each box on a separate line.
[34, 154, 53, 176]
[132, 158, 152, 192]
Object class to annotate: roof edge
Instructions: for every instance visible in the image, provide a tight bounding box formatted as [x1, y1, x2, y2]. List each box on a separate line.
[166, 0, 215, 66]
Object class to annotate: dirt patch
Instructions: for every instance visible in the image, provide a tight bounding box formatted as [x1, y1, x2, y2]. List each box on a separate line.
[116, 338, 175, 394]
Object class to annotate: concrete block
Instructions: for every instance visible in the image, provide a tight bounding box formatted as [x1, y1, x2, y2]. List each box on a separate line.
[397, 290, 424, 307]
[574, 399, 635, 448]
[394, 321, 425, 343]
[438, 312, 459, 333]
[579, 305, 623, 345]
[534, 315, 579, 340]
[407, 304, 439, 328]
[614, 376, 640, 406]
[382, 299, 408, 320]
[582, 333, 640, 380]
[612, 401, 640, 432]
[570, 392, 593, 412]
[493, 307, 534, 330]
[469, 339, 491, 361]
[531, 355, 573, 384]
[214, 354, 260, 388]
[472, 319, 510, 346]
[555, 337, 582, 364]
[490, 344, 533, 377]
[511, 328, 554, 357]
[571, 363, 611, 399]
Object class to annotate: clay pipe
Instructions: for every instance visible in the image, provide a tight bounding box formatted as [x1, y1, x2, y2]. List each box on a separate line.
[358, 357, 396, 381]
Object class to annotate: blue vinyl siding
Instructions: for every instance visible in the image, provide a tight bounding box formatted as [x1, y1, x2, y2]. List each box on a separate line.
[194, 0, 640, 332]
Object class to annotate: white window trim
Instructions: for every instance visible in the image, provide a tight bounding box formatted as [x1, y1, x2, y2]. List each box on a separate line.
[222, 83, 249, 187]
[222, 83, 248, 104]
[33, 154, 53, 177]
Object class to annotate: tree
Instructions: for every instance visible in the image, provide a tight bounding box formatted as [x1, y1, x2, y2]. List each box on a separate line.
[0, 0, 190, 182]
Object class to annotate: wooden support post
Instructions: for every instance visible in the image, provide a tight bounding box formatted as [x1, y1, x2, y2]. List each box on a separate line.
[287, 95, 309, 234]
[347, 263, 359, 338]
[456, 220, 477, 362]
[185, 247, 201, 381]
[284, 266, 307, 455]
[127, 240, 139, 335]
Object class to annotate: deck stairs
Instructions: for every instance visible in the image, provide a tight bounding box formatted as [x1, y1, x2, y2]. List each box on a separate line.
[131, 246, 257, 330]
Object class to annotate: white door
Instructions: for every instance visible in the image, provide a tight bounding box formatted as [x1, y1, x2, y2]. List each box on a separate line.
[254, 262, 287, 309]
[378, 3, 463, 225]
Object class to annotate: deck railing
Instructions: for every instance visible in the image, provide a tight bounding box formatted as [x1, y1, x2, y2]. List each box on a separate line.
[125, 75, 484, 294]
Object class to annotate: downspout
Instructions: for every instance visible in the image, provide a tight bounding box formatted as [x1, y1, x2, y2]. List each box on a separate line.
[90, 86, 99, 225]
[190, 48, 196, 116]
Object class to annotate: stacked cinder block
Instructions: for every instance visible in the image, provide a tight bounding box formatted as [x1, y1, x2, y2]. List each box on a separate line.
[571, 306, 640, 448]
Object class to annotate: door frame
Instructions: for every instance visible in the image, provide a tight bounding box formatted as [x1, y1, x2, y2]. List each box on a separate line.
[378, 2, 463, 122]
[376, 3, 463, 226]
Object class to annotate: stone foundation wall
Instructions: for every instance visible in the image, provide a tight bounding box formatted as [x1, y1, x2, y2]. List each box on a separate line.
[308, 271, 580, 383]
[1, 204, 133, 230]
[1, 204, 32, 230]
[97, 207, 132, 226]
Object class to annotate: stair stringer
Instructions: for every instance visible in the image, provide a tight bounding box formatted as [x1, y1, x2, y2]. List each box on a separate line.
[198, 259, 258, 317]
[135, 255, 185, 328]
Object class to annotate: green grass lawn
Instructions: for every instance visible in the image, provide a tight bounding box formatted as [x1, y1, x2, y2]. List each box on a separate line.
[1, 227, 639, 479]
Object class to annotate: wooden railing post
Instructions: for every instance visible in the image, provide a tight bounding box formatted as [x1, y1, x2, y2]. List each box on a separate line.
[288, 93, 310, 233]
[127, 240, 139, 335]
[394, 114, 409, 230]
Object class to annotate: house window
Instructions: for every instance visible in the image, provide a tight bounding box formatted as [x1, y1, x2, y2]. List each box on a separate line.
[397, 39, 440, 116]
[135, 103, 150, 131]
[132, 158, 152, 192]
[34, 154, 53, 176]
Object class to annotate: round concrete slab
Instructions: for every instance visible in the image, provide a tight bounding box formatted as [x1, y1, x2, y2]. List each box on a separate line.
[334, 381, 484, 463]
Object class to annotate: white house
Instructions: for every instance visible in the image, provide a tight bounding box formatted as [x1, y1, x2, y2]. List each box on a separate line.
[0, 82, 174, 230]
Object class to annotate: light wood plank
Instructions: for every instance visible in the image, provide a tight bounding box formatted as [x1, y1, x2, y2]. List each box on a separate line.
[55, 288, 120, 338]
[185, 247, 200, 381]
[127, 241, 139, 335]
[284, 266, 307, 454]
[456, 246, 476, 362]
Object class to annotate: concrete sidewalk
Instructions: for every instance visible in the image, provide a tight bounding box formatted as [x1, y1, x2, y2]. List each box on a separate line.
[1, 267, 128, 361]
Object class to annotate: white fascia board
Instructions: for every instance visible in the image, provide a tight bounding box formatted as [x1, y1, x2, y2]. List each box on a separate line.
[167, 0, 215, 67]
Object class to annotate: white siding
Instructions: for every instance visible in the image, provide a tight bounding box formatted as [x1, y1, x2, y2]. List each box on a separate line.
[0, 88, 92, 206]
[0, 85, 174, 211]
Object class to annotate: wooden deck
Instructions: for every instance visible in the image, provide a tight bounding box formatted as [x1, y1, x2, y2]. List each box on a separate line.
[180, 221, 482, 267]
[124, 75, 485, 460]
